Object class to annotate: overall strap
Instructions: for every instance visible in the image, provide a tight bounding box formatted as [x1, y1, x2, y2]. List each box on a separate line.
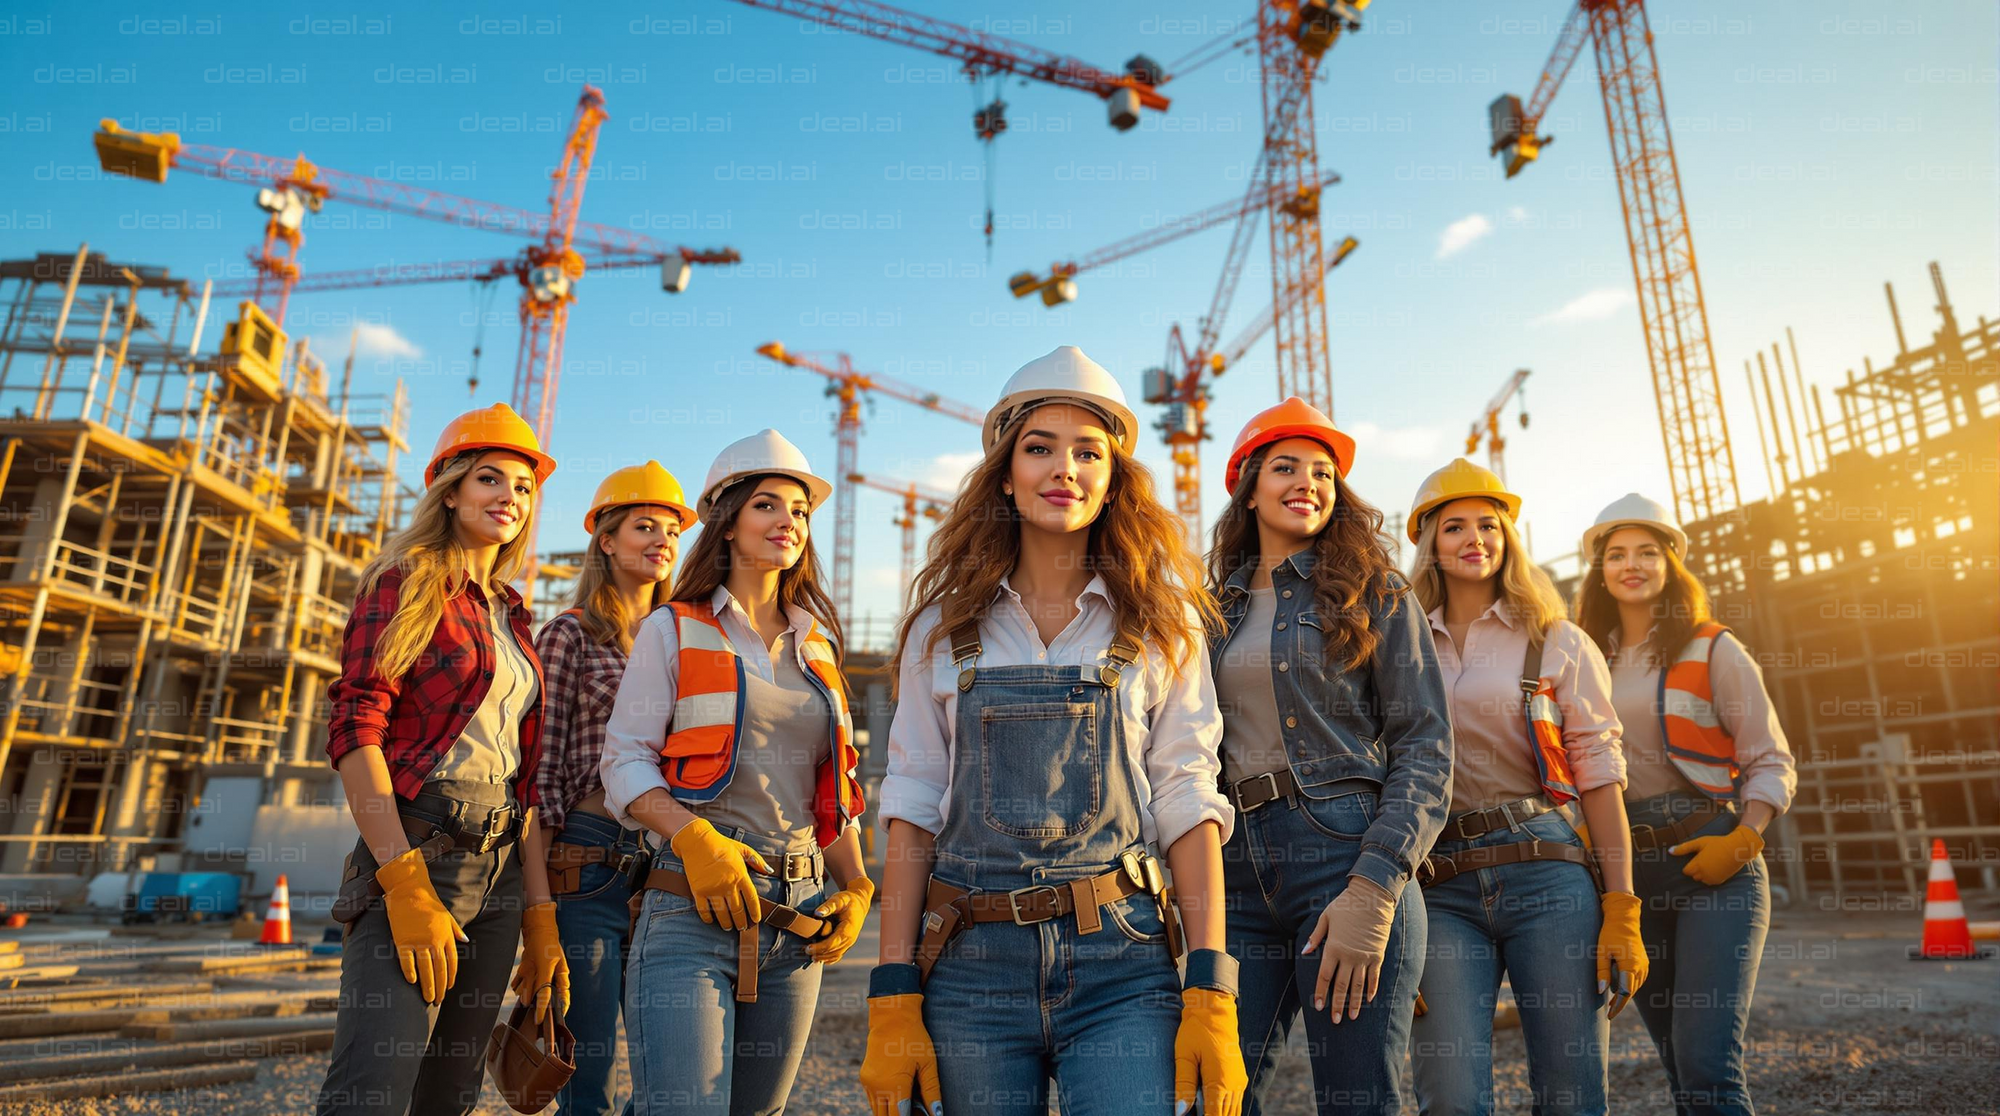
[949, 620, 982, 692]
[1098, 632, 1144, 688]
[1520, 632, 1547, 702]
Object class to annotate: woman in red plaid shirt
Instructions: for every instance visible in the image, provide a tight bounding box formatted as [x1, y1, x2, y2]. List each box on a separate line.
[317, 404, 572, 1116]
[534, 461, 695, 1116]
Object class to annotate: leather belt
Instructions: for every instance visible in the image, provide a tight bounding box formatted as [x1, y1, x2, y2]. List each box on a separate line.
[1629, 799, 1732, 852]
[1438, 793, 1564, 844]
[1225, 769, 1377, 815]
[913, 850, 1183, 983]
[330, 802, 522, 926]
[637, 867, 828, 1004]
[546, 839, 648, 896]
[1419, 838, 1602, 890]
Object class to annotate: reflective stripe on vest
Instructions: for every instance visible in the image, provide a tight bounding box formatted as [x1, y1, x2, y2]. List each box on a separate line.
[1523, 673, 1580, 806]
[658, 601, 865, 847]
[1659, 621, 1740, 802]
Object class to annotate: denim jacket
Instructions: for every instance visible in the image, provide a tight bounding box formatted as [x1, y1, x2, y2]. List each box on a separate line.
[1211, 548, 1453, 893]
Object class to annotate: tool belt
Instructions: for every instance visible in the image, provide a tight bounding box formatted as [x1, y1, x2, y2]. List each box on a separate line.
[332, 802, 525, 926]
[1436, 792, 1566, 844]
[1629, 798, 1732, 852]
[913, 850, 1183, 984]
[634, 851, 828, 1005]
[546, 839, 649, 897]
[1419, 795, 1600, 890]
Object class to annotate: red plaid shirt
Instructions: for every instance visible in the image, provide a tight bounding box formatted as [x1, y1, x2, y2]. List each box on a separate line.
[531, 609, 630, 833]
[325, 565, 545, 808]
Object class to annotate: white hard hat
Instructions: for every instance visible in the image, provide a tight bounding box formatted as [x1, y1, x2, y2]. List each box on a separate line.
[697, 429, 833, 523]
[982, 346, 1139, 454]
[1579, 492, 1688, 557]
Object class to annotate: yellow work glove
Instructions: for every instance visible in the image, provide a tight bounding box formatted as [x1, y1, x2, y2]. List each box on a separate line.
[671, 817, 773, 931]
[808, 877, 876, 966]
[1596, 891, 1647, 1019]
[859, 991, 943, 1116]
[1672, 824, 1765, 886]
[374, 848, 467, 1004]
[1174, 987, 1247, 1116]
[511, 901, 571, 1023]
[1303, 875, 1398, 1023]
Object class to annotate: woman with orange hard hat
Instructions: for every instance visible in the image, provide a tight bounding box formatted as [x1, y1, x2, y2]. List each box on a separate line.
[534, 461, 696, 1116]
[317, 403, 571, 1116]
[1206, 397, 1453, 1114]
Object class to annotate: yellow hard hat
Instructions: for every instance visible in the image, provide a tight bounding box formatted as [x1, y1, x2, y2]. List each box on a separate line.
[1407, 458, 1522, 542]
[585, 461, 695, 533]
[426, 403, 556, 487]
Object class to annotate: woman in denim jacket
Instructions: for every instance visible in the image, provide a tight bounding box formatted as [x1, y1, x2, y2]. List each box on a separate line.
[1204, 398, 1453, 1115]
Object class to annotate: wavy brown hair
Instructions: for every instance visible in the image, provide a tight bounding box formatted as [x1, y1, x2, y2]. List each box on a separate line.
[1574, 524, 1711, 667]
[891, 422, 1219, 685]
[1205, 448, 1402, 673]
[358, 451, 538, 681]
[1409, 500, 1567, 646]
[569, 504, 674, 653]
[668, 474, 845, 665]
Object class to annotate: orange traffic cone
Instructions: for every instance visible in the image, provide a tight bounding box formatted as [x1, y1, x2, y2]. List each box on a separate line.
[259, 875, 293, 946]
[1913, 839, 1984, 960]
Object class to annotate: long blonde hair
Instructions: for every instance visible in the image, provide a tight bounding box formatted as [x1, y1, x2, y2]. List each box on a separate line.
[569, 504, 672, 653]
[891, 422, 1219, 685]
[357, 451, 538, 680]
[1409, 499, 1566, 643]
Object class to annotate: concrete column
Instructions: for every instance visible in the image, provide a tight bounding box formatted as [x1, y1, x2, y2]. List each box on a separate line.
[1, 750, 62, 874]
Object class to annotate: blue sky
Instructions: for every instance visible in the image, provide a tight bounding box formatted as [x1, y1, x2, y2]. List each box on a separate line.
[6, 2, 1995, 630]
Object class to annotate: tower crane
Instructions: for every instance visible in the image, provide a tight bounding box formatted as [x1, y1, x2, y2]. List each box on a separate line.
[1486, 0, 1740, 531]
[843, 473, 956, 611]
[1466, 369, 1531, 484]
[753, 342, 982, 621]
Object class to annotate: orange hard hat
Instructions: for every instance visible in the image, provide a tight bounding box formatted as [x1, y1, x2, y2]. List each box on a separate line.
[585, 461, 695, 533]
[1224, 397, 1355, 492]
[426, 403, 556, 487]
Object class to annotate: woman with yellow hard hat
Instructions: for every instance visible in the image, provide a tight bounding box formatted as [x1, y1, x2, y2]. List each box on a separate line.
[1204, 396, 1451, 1114]
[532, 461, 695, 1116]
[317, 403, 570, 1116]
[1574, 494, 1794, 1116]
[1402, 459, 1644, 1116]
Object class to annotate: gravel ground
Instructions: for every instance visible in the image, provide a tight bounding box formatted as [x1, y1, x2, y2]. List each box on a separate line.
[7, 898, 1994, 1115]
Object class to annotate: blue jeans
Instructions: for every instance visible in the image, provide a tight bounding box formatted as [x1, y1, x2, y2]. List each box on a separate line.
[1225, 790, 1425, 1116]
[1410, 808, 1606, 1116]
[923, 887, 1181, 1114]
[552, 809, 646, 1116]
[1628, 792, 1769, 1116]
[623, 826, 827, 1116]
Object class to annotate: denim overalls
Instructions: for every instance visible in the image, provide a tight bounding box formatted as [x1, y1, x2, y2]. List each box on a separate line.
[922, 633, 1183, 1116]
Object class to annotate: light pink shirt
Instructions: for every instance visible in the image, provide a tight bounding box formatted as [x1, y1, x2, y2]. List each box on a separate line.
[1427, 603, 1626, 812]
[1609, 629, 1797, 811]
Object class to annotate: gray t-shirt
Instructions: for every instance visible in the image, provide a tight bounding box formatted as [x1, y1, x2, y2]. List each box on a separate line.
[432, 595, 537, 785]
[1216, 587, 1289, 786]
[695, 633, 831, 851]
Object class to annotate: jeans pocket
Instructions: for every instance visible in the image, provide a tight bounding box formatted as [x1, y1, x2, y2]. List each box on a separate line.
[1105, 894, 1167, 945]
[556, 861, 621, 904]
[1296, 793, 1375, 842]
[979, 701, 1103, 838]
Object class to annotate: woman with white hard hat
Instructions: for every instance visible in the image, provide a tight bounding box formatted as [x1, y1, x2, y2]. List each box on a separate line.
[861, 347, 1247, 1116]
[600, 430, 871, 1114]
[1573, 494, 1796, 1116]
[533, 461, 694, 1116]
[1402, 460, 1644, 1116]
[317, 403, 569, 1115]
[1205, 398, 1451, 1114]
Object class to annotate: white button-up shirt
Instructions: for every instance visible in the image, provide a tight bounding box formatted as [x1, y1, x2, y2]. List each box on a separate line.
[879, 576, 1233, 852]
[599, 585, 854, 832]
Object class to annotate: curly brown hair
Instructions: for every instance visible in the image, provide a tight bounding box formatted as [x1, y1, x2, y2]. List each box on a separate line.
[1204, 448, 1403, 672]
[669, 474, 845, 666]
[1574, 524, 1711, 667]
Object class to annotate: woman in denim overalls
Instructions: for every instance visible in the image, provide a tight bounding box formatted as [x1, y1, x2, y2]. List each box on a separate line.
[861, 348, 1248, 1116]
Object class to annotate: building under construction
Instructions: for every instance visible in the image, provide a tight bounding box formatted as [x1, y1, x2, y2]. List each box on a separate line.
[0, 245, 409, 881]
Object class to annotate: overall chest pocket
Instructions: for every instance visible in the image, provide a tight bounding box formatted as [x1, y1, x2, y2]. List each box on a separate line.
[978, 701, 1103, 839]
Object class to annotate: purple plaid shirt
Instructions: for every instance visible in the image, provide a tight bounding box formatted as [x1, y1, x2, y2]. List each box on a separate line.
[531, 609, 631, 833]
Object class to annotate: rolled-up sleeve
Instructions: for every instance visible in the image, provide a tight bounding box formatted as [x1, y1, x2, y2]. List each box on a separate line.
[1550, 621, 1627, 793]
[1353, 582, 1454, 895]
[599, 610, 678, 828]
[878, 608, 951, 836]
[1712, 635, 1797, 813]
[1142, 626, 1233, 850]
[325, 572, 402, 769]
[532, 617, 582, 833]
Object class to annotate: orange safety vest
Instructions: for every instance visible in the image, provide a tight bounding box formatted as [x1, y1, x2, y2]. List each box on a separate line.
[1520, 630, 1580, 806]
[657, 601, 864, 848]
[1658, 621, 1740, 802]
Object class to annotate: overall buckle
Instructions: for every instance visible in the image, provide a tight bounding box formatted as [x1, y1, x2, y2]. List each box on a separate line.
[1005, 884, 1060, 926]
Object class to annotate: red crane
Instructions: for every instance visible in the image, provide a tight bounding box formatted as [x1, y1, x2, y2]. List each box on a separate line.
[753, 342, 982, 621]
[844, 472, 956, 610]
[1487, 0, 1740, 528]
[207, 247, 741, 301]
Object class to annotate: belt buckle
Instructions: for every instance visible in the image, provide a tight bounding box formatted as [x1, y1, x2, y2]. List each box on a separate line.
[1418, 854, 1447, 886]
[1239, 771, 1282, 813]
[1005, 884, 1060, 926]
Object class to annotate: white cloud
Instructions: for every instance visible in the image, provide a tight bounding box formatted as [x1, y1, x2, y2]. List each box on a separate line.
[334, 322, 423, 359]
[921, 451, 983, 493]
[1343, 421, 1443, 462]
[1530, 287, 1632, 326]
[1435, 213, 1493, 259]
[1507, 205, 1529, 222]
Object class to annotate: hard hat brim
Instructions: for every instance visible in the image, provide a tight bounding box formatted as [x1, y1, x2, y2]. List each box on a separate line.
[425, 443, 557, 488]
[982, 392, 1138, 455]
[696, 469, 833, 523]
[584, 499, 698, 535]
[1580, 518, 1689, 559]
[1407, 491, 1523, 543]
[1224, 424, 1357, 493]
